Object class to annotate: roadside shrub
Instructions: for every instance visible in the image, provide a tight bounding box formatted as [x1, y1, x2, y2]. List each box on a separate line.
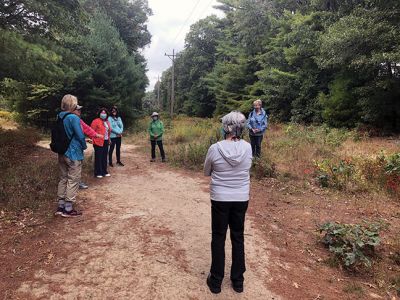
[318, 221, 385, 269]
[252, 157, 276, 179]
[315, 159, 356, 190]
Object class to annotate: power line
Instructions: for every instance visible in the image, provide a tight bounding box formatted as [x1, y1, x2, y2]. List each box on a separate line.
[171, 0, 202, 47]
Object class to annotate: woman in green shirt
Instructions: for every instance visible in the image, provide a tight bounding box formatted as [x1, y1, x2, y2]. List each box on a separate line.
[148, 112, 166, 162]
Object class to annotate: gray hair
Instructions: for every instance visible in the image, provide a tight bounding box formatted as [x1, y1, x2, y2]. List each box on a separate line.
[221, 111, 246, 137]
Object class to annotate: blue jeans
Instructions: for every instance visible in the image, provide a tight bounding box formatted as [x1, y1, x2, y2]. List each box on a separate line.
[249, 135, 263, 157]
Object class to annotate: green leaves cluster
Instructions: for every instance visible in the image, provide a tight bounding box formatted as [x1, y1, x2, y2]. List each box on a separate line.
[160, 0, 400, 131]
[0, 0, 152, 127]
[319, 221, 385, 268]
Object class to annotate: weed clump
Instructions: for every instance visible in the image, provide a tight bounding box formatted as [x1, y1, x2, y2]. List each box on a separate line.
[318, 221, 386, 269]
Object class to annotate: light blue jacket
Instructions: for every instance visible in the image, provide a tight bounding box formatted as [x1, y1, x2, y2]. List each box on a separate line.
[247, 108, 268, 136]
[59, 111, 87, 161]
[108, 116, 124, 139]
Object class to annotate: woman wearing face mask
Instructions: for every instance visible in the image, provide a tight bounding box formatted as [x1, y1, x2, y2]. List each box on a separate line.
[148, 112, 166, 162]
[108, 106, 124, 167]
[91, 108, 112, 178]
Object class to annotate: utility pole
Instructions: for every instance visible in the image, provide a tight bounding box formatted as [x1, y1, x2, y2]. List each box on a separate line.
[156, 75, 160, 110]
[165, 49, 178, 117]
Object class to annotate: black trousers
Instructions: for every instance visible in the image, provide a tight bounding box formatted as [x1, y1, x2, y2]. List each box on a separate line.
[94, 140, 109, 176]
[109, 137, 122, 164]
[151, 140, 165, 160]
[249, 134, 263, 157]
[210, 200, 249, 286]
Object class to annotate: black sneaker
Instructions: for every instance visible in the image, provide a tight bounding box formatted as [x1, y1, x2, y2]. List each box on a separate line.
[109, 163, 114, 167]
[206, 274, 221, 294]
[54, 207, 64, 216]
[150, 159, 155, 162]
[61, 209, 82, 218]
[232, 281, 244, 293]
[162, 158, 166, 163]
[116, 162, 124, 166]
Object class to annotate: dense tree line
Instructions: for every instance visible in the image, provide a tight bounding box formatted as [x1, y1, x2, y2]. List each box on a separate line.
[0, 0, 151, 127]
[158, 0, 400, 131]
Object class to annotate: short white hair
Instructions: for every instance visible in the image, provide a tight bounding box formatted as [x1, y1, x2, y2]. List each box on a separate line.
[253, 99, 262, 106]
[221, 111, 246, 137]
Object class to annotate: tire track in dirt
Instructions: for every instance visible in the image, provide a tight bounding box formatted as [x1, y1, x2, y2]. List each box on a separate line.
[16, 144, 279, 299]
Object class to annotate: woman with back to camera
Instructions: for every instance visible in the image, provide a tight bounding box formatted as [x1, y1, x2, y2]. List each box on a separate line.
[204, 111, 253, 294]
[247, 99, 268, 157]
[91, 108, 112, 178]
[108, 106, 124, 167]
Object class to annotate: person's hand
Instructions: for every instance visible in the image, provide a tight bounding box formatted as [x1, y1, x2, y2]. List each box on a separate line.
[86, 139, 93, 144]
[154, 135, 158, 139]
[95, 133, 104, 138]
[118, 134, 122, 137]
[109, 140, 111, 145]
[252, 128, 257, 133]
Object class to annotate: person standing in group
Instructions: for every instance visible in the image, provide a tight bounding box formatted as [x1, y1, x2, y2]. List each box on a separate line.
[148, 112, 166, 162]
[108, 106, 124, 167]
[54, 95, 87, 217]
[203, 111, 253, 294]
[72, 106, 103, 189]
[91, 108, 111, 178]
[247, 99, 268, 157]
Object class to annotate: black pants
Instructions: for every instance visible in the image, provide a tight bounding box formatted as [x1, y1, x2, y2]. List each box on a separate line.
[151, 140, 165, 160]
[109, 137, 122, 164]
[249, 135, 263, 157]
[94, 140, 109, 176]
[210, 200, 249, 287]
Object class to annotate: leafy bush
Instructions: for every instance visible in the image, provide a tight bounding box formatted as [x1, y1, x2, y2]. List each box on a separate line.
[252, 157, 276, 179]
[315, 159, 356, 190]
[318, 221, 385, 269]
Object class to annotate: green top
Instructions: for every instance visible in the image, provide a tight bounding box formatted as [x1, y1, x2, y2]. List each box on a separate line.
[148, 119, 164, 141]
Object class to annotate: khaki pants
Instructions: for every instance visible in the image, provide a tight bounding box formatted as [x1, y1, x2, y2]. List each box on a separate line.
[57, 155, 82, 202]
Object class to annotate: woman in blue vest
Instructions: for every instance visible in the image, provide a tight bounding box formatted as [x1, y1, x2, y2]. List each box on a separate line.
[247, 99, 268, 157]
[108, 106, 124, 167]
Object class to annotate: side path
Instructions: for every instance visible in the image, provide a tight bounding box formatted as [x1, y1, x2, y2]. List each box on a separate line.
[17, 144, 280, 299]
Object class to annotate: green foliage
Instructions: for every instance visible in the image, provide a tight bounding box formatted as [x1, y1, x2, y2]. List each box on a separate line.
[318, 221, 385, 269]
[0, 0, 151, 127]
[159, 0, 400, 132]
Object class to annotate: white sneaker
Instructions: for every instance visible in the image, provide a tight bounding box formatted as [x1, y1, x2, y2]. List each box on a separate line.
[96, 175, 103, 178]
[104, 173, 111, 177]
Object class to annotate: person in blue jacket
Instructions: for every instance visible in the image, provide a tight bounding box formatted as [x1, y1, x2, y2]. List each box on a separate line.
[247, 99, 268, 157]
[56, 94, 87, 217]
[108, 106, 124, 167]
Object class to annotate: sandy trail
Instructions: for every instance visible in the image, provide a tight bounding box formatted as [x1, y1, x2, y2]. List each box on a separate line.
[16, 144, 279, 299]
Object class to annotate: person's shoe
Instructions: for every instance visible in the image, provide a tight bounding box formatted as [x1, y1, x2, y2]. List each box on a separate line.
[206, 274, 221, 294]
[109, 163, 114, 167]
[116, 162, 124, 166]
[61, 209, 82, 218]
[231, 281, 244, 293]
[150, 159, 155, 162]
[161, 158, 166, 163]
[96, 175, 103, 178]
[104, 173, 111, 177]
[54, 207, 64, 216]
[79, 182, 89, 189]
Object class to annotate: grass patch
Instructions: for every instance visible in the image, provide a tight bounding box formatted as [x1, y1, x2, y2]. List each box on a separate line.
[0, 126, 58, 211]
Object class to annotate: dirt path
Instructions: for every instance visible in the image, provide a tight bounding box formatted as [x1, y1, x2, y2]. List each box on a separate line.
[15, 144, 279, 299]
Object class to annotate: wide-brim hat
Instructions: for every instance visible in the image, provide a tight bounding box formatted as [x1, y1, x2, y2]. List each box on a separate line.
[151, 112, 159, 117]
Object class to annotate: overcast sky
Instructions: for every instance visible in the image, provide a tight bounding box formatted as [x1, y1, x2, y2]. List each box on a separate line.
[142, 0, 224, 91]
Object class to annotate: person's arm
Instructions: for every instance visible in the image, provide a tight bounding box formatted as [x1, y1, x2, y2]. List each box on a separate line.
[148, 122, 154, 139]
[203, 146, 214, 176]
[260, 114, 268, 132]
[118, 117, 124, 134]
[108, 117, 123, 135]
[81, 119, 99, 139]
[247, 111, 253, 130]
[70, 116, 87, 150]
[159, 121, 165, 135]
